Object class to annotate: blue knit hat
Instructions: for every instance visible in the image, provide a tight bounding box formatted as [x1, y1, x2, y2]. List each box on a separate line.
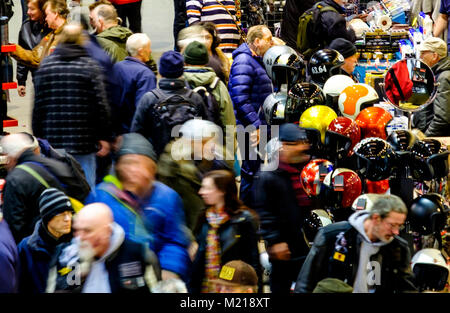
[279, 123, 308, 142]
[159, 50, 185, 78]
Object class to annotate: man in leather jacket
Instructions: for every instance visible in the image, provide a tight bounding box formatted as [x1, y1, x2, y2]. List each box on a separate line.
[295, 194, 417, 293]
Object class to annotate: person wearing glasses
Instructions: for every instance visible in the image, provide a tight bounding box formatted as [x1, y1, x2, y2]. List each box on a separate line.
[295, 194, 417, 293]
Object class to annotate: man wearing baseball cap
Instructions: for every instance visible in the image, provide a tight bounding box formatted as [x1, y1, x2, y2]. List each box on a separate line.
[413, 36, 450, 137]
[210, 260, 259, 293]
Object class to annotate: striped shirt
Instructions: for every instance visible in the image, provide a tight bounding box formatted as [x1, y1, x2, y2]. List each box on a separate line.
[186, 0, 241, 54]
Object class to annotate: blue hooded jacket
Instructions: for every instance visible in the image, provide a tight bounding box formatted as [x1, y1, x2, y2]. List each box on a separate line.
[228, 43, 273, 128]
[85, 176, 191, 281]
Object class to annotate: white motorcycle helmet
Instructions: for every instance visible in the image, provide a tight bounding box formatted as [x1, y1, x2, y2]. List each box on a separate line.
[338, 83, 379, 120]
[323, 75, 356, 98]
[411, 248, 449, 292]
[351, 193, 382, 211]
[262, 92, 287, 125]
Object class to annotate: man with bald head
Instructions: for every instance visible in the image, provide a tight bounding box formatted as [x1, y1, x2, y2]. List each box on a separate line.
[46, 202, 162, 293]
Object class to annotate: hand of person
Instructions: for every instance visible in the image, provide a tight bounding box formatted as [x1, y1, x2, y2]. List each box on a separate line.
[188, 240, 199, 261]
[267, 242, 291, 261]
[17, 85, 26, 97]
[161, 270, 181, 281]
[96, 140, 111, 157]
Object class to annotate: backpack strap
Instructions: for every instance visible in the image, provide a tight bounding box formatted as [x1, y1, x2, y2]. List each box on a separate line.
[16, 164, 50, 188]
[209, 77, 220, 90]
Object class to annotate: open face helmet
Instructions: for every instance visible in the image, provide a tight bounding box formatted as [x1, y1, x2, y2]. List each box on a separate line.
[387, 130, 417, 152]
[355, 106, 393, 140]
[303, 209, 334, 244]
[262, 92, 287, 125]
[263, 45, 298, 79]
[322, 168, 363, 210]
[272, 52, 306, 89]
[409, 139, 450, 181]
[351, 193, 382, 211]
[412, 248, 450, 292]
[353, 137, 396, 181]
[409, 193, 448, 236]
[299, 105, 338, 143]
[325, 117, 361, 160]
[301, 159, 334, 197]
[285, 82, 325, 123]
[307, 49, 345, 86]
[323, 75, 355, 112]
[338, 83, 379, 120]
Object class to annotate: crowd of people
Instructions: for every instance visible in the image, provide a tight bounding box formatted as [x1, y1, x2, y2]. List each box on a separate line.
[0, 0, 449, 295]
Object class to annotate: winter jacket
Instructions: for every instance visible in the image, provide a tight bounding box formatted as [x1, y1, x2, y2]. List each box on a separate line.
[84, 175, 191, 281]
[0, 219, 20, 293]
[228, 43, 273, 128]
[157, 138, 232, 232]
[412, 56, 450, 137]
[113, 57, 157, 133]
[186, 0, 241, 54]
[295, 212, 417, 293]
[17, 220, 72, 293]
[16, 19, 51, 86]
[252, 165, 312, 259]
[130, 78, 207, 156]
[280, 0, 317, 49]
[47, 223, 162, 293]
[316, 0, 356, 46]
[188, 209, 261, 293]
[183, 65, 237, 152]
[32, 43, 113, 155]
[173, 0, 188, 48]
[12, 22, 66, 68]
[2, 149, 86, 243]
[96, 25, 133, 63]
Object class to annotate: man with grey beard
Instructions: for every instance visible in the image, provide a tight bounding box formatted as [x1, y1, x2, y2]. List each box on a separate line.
[295, 194, 417, 293]
[46, 203, 161, 293]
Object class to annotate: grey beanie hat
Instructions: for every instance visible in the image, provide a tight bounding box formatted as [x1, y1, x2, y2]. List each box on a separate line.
[116, 133, 157, 162]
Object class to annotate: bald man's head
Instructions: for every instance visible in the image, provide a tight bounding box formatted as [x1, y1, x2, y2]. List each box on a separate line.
[73, 203, 114, 258]
[59, 22, 84, 45]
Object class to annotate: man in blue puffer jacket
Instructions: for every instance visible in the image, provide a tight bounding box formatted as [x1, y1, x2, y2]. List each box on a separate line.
[228, 25, 274, 207]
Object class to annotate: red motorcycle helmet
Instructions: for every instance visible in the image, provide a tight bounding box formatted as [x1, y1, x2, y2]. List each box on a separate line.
[326, 116, 362, 152]
[355, 106, 392, 140]
[322, 168, 363, 209]
[365, 179, 390, 194]
[301, 159, 334, 197]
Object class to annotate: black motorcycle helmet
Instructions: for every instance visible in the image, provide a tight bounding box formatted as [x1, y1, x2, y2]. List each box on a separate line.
[353, 137, 397, 181]
[272, 52, 306, 91]
[307, 49, 345, 86]
[409, 139, 450, 181]
[387, 130, 417, 152]
[285, 82, 325, 123]
[408, 193, 448, 236]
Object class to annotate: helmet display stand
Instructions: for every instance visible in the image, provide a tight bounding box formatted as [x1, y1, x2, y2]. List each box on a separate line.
[0, 12, 18, 135]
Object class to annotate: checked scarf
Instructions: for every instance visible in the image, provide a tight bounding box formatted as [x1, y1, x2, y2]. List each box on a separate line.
[201, 207, 230, 293]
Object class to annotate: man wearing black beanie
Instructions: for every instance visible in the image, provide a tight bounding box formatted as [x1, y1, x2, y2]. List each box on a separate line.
[17, 188, 74, 293]
[328, 38, 359, 81]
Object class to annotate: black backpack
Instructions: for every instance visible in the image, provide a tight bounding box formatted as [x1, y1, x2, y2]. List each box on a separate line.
[151, 89, 203, 149]
[191, 77, 223, 129]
